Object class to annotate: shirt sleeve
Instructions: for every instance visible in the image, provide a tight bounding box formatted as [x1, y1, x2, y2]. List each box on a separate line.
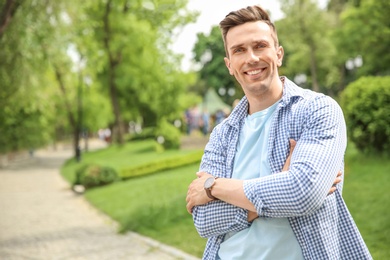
[244, 95, 347, 217]
[192, 124, 251, 238]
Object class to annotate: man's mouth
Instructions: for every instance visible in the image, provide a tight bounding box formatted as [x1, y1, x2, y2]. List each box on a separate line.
[245, 68, 265, 76]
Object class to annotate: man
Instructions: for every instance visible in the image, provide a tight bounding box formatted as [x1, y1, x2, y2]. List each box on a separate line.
[186, 5, 371, 260]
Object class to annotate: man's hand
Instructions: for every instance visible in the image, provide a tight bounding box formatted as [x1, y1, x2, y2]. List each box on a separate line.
[282, 139, 297, 172]
[329, 171, 342, 194]
[186, 171, 214, 214]
[248, 139, 297, 221]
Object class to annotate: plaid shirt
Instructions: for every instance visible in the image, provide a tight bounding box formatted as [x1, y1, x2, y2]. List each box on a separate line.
[193, 77, 372, 260]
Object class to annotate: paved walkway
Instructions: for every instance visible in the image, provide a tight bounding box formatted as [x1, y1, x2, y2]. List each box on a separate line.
[0, 139, 200, 260]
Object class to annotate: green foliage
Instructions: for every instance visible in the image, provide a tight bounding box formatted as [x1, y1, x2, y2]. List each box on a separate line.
[155, 119, 181, 150]
[340, 76, 390, 154]
[120, 150, 203, 179]
[74, 164, 119, 189]
[0, 1, 63, 153]
[0, 103, 52, 153]
[127, 127, 155, 141]
[277, 0, 339, 93]
[83, 144, 390, 258]
[61, 139, 204, 184]
[84, 0, 198, 142]
[334, 0, 390, 78]
[1, 0, 198, 153]
[193, 26, 242, 105]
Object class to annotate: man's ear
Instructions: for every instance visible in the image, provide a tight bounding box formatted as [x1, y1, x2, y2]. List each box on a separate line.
[224, 57, 233, 75]
[277, 46, 284, 67]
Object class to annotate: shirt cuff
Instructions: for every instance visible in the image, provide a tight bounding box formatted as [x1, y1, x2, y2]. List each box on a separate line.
[243, 179, 264, 215]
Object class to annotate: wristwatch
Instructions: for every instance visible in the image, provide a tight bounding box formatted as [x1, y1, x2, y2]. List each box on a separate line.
[204, 176, 219, 200]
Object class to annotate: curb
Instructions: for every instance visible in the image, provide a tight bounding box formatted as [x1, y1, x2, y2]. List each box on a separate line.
[128, 232, 200, 260]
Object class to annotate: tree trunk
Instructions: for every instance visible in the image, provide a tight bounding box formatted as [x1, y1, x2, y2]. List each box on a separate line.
[0, 0, 20, 39]
[53, 64, 80, 160]
[103, 0, 124, 145]
[298, 0, 320, 92]
[309, 45, 320, 92]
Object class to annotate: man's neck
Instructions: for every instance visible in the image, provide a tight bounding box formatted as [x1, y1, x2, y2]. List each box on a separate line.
[247, 77, 284, 114]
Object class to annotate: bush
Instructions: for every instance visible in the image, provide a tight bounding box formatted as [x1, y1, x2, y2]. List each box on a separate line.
[155, 119, 181, 150]
[340, 76, 390, 154]
[127, 127, 155, 141]
[120, 150, 203, 179]
[74, 164, 119, 189]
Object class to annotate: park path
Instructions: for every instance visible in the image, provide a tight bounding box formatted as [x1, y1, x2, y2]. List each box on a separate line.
[0, 139, 200, 260]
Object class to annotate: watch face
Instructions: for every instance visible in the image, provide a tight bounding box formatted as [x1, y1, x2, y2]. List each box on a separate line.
[204, 177, 215, 189]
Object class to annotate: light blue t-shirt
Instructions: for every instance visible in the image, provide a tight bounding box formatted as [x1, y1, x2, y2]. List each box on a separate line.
[218, 101, 303, 260]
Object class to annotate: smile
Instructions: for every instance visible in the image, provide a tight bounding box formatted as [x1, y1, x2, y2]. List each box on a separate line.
[245, 68, 265, 76]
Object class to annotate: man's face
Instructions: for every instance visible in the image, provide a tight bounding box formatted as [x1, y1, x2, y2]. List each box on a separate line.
[224, 21, 284, 98]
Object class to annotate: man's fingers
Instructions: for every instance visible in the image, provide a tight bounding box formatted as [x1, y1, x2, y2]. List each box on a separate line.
[333, 175, 342, 186]
[328, 186, 336, 195]
[289, 139, 297, 150]
[186, 203, 193, 214]
[282, 139, 297, 172]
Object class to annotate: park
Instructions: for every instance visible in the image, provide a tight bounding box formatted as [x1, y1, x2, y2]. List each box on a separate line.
[1, 0, 389, 259]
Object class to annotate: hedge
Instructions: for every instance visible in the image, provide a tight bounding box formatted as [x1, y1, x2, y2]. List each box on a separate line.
[340, 76, 390, 154]
[120, 150, 203, 179]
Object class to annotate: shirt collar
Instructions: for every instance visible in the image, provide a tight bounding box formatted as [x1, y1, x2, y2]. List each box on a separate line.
[226, 76, 304, 128]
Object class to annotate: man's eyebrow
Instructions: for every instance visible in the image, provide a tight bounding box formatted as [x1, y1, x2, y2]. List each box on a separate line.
[229, 40, 270, 51]
[229, 44, 244, 51]
[253, 40, 270, 46]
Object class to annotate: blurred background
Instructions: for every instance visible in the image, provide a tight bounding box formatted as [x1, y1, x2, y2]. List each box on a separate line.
[0, 0, 389, 259]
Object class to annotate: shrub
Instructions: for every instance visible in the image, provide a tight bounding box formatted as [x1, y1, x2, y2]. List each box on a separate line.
[120, 150, 203, 179]
[155, 119, 181, 150]
[340, 76, 390, 154]
[74, 164, 119, 189]
[127, 127, 155, 141]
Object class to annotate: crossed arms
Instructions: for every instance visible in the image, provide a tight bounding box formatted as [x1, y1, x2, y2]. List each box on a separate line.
[186, 96, 346, 238]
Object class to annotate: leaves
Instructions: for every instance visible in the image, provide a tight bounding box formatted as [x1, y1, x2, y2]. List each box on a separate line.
[0, 0, 198, 152]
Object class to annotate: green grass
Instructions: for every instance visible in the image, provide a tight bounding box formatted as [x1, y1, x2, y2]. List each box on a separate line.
[343, 145, 390, 260]
[61, 139, 202, 183]
[62, 140, 389, 259]
[84, 163, 206, 257]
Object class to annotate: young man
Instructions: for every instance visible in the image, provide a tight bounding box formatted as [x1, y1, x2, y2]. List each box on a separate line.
[186, 5, 371, 260]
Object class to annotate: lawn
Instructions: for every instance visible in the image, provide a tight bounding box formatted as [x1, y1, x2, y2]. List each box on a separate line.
[61, 139, 202, 183]
[84, 163, 206, 257]
[342, 145, 390, 260]
[61, 140, 389, 259]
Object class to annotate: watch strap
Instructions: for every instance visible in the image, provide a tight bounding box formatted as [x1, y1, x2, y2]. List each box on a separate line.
[205, 177, 219, 200]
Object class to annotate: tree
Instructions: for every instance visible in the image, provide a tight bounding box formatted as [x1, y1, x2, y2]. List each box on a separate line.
[0, 0, 199, 154]
[0, 0, 61, 153]
[83, 0, 197, 145]
[0, 0, 112, 157]
[333, 0, 390, 84]
[0, 0, 21, 39]
[192, 25, 242, 106]
[277, 0, 339, 94]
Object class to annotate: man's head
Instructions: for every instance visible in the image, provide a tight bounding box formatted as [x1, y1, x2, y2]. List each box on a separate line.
[218, 6, 284, 109]
[219, 5, 279, 57]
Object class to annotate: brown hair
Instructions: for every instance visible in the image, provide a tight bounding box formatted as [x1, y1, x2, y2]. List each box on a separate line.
[219, 5, 279, 56]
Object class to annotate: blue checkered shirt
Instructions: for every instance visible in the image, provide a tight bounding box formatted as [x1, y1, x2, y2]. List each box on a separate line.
[192, 77, 372, 260]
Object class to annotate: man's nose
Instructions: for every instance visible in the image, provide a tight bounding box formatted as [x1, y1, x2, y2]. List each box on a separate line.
[245, 49, 259, 64]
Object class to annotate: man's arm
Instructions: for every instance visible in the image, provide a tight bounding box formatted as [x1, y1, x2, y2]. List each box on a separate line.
[189, 124, 251, 238]
[244, 96, 346, 218]
[188, 96, 346, 221]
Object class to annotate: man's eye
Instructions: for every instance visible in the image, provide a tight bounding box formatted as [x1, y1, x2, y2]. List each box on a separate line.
[255, 44, 266, 49]
[234, 48, 244, 53]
